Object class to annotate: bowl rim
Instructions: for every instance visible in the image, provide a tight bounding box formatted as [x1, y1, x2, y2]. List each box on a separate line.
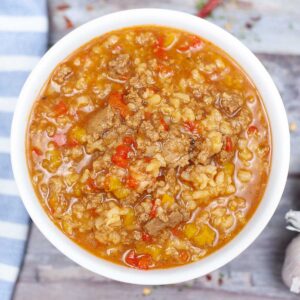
[11, 8, 290, 285]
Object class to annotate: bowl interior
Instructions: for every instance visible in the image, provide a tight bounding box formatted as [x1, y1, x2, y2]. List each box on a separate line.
[11, 9, 290, 285]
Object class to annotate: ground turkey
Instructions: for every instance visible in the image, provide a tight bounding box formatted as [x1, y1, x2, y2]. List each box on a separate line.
[161, 128, 191, 168]
[219, 92, 244, 117]
[144, 211, 185, 236]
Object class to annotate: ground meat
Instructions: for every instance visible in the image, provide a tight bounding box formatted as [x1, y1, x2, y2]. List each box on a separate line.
[191, 131, 223, 165]
[128, 71, 155, 90]
[219, 92, 244, 117]
[135, 32, 155, 46]
[86, 106, 117, 138]
[108, 54, 130, 76]
[52, 64, 73, 84]
[161, 129, 190, 168]
[139, 121, 160, 142]
[125, 110, 144, 129]
[144, 211, 185, 236]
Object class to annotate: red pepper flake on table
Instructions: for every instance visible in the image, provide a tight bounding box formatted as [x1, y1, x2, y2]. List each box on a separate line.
[63, 15, 74, 29]
[197, 0, 221, 18]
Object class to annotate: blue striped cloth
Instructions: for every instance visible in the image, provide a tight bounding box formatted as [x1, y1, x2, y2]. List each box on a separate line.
[0, 1, 48, 299]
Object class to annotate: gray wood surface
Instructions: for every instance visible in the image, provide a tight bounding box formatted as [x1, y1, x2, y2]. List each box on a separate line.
[13, 0, 300, 299]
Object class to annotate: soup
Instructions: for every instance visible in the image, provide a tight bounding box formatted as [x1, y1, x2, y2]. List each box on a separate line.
[27, 26, 271, 269]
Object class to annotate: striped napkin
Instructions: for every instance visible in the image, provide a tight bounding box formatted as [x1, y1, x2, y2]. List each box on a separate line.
[0, 1, 48, 299]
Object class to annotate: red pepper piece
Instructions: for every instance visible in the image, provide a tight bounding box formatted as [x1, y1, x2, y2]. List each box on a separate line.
[66, 138, 79, 148]
[123, 136, 137, 148]
[144, 157, 152, 163]
[149, 201, 157, 219]
[126, 175, 138, 190]
[247, 125, 258, 135]
[63, 15, 74, 29]
[137, 254, 152, 270]
[160, 117, 169, 131]
[179, 250, 190, 262]
[87, 178, 100, 191]
[197, 0, 221, 18]
[56, 3, 70, 10]
[125, 250, 153, 269]
[115, 144, 132, 158]
[189, 35, 202, 48]
[125, 250, 138, 267]
[225, 136, 233, 152]
[111, 154, 128, 168]
[178, 35, 203, 52]
[171, 227, 182, 237]
[144, 111, 152, 120]
[142, 232, 153, 243]
[154, 36, 168, 60]
[54, 101, 68, 116]
[184, 121, 196, 132]
[32, 147, 42, 156]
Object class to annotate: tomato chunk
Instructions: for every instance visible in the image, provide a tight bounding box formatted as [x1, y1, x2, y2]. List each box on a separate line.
[111, 154, 129, 168]
[115, 144, 132, 158]
[123, 136, 137, 148]
[111, 142, 134, 168]
[108, 91, 129, 117]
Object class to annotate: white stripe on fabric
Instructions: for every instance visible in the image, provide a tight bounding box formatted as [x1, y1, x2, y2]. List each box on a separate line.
[0, 97, 17, 112]
[0, 221, 28, 241]
[0, 137, 10, 153]
[0, 263, 19, 282]
[0, 179, 19, 196]
[0, 55, 40, 71]
[0, 16, 48, 32]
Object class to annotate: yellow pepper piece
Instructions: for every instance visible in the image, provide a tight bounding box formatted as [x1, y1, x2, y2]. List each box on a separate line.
[163, 33, 176, 48]
[193, 224, 215, 247]
[70, 126, 86, 144]
[123, 208, 135, 229]
[183, 223, 198, 239]
[161, 194, 175, 206]
[108, 176, 122, 191]
[223, 162, 235, 176]
[113, 188, 130, 199]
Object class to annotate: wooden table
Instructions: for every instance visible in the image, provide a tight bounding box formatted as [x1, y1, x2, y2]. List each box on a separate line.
[13, 1, 300, 299]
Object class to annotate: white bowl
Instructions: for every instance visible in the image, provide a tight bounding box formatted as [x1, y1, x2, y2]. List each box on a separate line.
[11, 8, 290, 285]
